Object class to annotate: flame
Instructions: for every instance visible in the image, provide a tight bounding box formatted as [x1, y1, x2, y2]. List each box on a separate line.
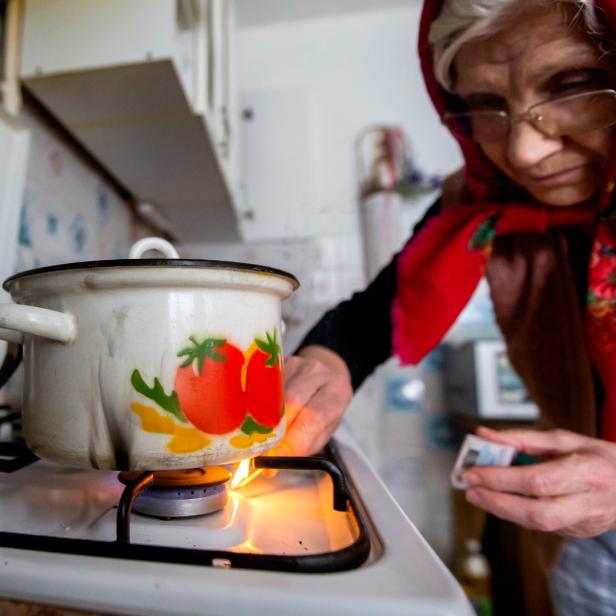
[230, 458, 263, 489]
[230, 458, 252, 489]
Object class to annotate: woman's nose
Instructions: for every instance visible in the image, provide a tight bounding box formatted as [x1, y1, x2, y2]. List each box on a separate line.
[506, 119, 562, 168]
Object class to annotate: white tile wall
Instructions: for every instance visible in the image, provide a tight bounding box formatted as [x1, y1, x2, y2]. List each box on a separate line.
[179, 234, 367, 354]
[14, 105, 151, 273]
[2, 102, 153, 408]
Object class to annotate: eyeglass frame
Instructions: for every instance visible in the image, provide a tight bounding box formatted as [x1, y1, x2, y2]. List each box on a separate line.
[440, 88, 616, 143]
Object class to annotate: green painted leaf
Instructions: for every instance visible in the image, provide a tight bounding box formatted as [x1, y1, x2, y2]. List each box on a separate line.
[254, 329, 280, 367]
[177, 336, 226, 373]
[241, 415, 273, 435]
[131, 369, 187, 423]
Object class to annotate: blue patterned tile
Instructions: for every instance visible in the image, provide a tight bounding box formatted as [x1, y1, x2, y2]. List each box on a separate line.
[70, 214, 88, 254]
[46, 213, 59, 236]
[96, 182, 110, 225]
[18, 197, 32, 247]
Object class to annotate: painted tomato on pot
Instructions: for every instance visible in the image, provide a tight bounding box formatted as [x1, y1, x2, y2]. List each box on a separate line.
[174, 336, 246, 434]
[244, 330, 284, 428]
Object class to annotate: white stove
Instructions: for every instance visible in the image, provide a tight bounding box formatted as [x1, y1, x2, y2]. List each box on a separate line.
[0, 408, 472, 615]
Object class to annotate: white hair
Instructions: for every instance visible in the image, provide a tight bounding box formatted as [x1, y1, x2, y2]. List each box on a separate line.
[429, 0, 605, 91]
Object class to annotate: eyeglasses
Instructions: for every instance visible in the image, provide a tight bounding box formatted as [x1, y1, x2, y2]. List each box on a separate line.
[441, 89, 616, 144]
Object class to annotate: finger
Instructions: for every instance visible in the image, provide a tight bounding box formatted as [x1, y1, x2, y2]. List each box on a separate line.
[476, 426, 592, 456]
[281, 356, 353, 456]
[283, 359, 335, 419]
[283, 397, 303, 428]
[281, 383, 350, 456]
[465, 487, 581, 533]
[463, 455, 595, 497]
[264, 356, 328, 459]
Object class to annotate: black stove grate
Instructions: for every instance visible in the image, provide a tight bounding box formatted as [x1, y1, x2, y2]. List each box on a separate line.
[0, 444, 372, 573]
[0, 441, 38, 472]
[0, 409, 38, 472]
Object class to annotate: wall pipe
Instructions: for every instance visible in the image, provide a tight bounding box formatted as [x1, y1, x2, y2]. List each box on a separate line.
[1, 0, 24, 116]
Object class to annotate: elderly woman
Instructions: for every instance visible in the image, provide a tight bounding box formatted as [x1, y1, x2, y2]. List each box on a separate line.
[276, 0, 616, 612]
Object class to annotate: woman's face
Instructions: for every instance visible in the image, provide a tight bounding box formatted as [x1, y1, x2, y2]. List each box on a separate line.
[453, 5, 615, 207]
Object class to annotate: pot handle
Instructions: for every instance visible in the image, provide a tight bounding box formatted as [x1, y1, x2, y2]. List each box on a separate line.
[0, 304, 77, 344]
[0, 327, 23, 345]
[129, 237, 179, 259]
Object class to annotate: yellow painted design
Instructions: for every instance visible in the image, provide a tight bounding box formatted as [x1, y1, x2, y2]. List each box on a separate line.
[167, 427, 212, 454]
[230, 434, 253, 449]
[131, 403, 212, 454]
[131, 403, 175, 434]
[229, 432, 277, 449]
[241, 342, 258, 391]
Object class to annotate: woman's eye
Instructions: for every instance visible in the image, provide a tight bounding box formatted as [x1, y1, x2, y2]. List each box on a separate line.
[553, 80, 595, 95]
[465, 96, 506, 111]
[550, 69, 610, 96]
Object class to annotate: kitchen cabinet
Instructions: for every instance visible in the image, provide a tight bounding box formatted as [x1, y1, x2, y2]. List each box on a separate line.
[238, 87, 321, 240]
[20, 0, 245, 242]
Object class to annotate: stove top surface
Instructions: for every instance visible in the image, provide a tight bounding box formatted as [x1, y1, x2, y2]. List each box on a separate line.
[0, 458, 358, 555]
[0, 424, 473, 616]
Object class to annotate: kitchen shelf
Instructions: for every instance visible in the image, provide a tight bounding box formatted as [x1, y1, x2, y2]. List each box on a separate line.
[20, 0, 242, 242]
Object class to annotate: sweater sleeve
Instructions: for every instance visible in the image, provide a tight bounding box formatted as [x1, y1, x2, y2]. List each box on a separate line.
[295, 198, 442, 390]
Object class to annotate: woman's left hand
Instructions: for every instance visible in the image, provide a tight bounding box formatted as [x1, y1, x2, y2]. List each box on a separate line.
[463, 426, 616, 538]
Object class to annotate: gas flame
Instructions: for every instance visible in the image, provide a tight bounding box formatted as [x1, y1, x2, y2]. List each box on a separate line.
[230, 458, 265, 489]
[230, 459, 251, 489]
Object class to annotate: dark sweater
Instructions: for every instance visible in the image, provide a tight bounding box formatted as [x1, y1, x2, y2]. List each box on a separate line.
[296, 199, 442, 391]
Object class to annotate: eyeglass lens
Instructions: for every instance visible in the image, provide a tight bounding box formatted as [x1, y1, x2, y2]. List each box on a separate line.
[444, 91, 616, 143]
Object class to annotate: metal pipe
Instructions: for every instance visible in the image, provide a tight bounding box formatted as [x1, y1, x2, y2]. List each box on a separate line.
[1, 0, 25, 116]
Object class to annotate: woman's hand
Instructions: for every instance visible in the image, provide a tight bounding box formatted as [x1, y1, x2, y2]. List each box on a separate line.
[269, 346, 353, 457]
[463, 426, 616, 538]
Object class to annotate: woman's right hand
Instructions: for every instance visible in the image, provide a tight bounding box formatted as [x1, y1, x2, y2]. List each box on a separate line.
[270, 346, 354, 456]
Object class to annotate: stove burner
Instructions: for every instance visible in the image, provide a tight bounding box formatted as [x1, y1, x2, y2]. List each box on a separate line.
[118, 466, 231, 518]
[2, 447, 372, 572]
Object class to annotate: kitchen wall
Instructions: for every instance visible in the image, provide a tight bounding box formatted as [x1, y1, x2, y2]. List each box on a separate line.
[236, 3, 461, 240]
[16, 104, 150, 271]
[1, 101, 152, 406]
[180, 2, 496, 565]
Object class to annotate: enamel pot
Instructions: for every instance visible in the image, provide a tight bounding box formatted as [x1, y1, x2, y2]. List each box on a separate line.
[0, 238, 298, 470]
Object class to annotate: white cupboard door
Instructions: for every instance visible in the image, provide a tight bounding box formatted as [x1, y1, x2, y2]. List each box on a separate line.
[239, 87, 319, 240]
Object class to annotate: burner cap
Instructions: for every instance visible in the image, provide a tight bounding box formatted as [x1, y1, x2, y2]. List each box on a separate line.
[119, 466, 231, 488]
[118, 466, 232, 518]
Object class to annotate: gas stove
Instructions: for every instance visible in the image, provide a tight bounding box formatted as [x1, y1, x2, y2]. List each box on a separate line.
[0, 406, 472, 615]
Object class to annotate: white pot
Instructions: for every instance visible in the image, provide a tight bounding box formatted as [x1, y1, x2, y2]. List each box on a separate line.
[0, 238, 298, 470]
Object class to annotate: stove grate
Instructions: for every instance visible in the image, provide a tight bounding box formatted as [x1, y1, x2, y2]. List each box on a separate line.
[0, 441, 38, 473]
[0, 445, 373, 573]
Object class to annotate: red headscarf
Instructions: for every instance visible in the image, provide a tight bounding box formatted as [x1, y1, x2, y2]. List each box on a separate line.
[392, 0, 616, 438]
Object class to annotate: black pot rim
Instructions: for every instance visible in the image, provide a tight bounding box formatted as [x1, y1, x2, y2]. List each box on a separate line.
[3, 258, 300, 291]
